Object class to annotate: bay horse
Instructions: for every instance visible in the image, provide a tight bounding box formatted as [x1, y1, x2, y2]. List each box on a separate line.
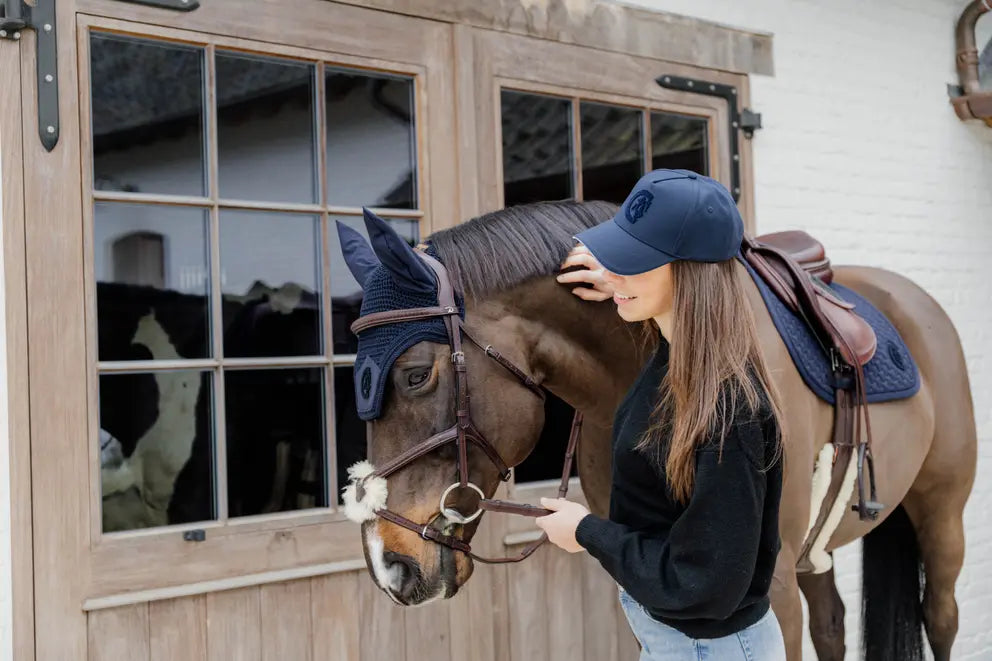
[339, 200, 976, 661]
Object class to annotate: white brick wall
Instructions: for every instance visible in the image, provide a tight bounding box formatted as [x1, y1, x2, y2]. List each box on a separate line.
[622, 0, 992, 657]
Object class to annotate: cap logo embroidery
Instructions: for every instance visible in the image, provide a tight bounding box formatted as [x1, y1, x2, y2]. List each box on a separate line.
[625, 190, 654, 224]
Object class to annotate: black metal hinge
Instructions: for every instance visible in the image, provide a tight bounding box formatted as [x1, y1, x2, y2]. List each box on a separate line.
[656, 75, 762, 203]
[0, 0, 199, 152]
[1, 0, 59, 151]
[111, 0, 201, 9]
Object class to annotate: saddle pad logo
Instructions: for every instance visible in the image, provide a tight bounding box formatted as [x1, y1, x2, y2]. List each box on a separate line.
[625, 190, 654, 224]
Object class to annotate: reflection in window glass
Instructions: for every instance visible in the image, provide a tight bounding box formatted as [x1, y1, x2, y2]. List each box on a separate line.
[100, 371, 214, 532]
[216, 53, 318, 204]
[326, 71, 416, 209]
[501, 90, 574, 206]
[580, 102, 643, 204]
[225, 368, 326, 516]
[335, 365, 366, 502]
[651, 113, 709, 175]
[95, 202, 211, 361]
[90, 33, 206, 196]
[219, 211, 322, 358]
[328, 215, 418, 355]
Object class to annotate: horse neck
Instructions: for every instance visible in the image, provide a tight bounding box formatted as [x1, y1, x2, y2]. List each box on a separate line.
[471, 278, 650, 424]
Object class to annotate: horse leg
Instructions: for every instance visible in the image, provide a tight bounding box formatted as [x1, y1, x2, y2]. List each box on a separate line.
[797, 562, 846, 661]
[902, 488, 968, 661]
[770, 549, 804, 661]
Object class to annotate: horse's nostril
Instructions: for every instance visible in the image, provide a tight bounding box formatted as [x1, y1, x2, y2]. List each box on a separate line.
[383, 551, 420, 599]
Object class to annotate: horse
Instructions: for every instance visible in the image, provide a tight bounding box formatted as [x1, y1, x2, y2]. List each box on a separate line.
[338, 200, 976, 661]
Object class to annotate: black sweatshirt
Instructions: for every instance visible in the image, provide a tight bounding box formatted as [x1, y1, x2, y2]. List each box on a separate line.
[575, 335, 782, 639]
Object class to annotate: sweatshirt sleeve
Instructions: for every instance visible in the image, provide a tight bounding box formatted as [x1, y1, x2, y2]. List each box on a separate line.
[575, 420, 769, 620]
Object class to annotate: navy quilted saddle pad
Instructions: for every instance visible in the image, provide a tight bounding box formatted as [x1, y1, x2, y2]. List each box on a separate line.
[738, 257, 920, 404]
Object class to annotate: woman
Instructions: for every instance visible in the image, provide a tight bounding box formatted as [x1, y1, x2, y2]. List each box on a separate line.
[535, 169, 788, 660]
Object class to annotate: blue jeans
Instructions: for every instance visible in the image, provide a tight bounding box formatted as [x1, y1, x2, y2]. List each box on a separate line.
[618, 587, 786, 661]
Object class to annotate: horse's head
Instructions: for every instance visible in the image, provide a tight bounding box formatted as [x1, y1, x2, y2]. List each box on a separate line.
[337, 209, 549, 605]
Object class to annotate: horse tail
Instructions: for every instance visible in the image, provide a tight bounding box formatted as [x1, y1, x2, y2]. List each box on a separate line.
[861, 504, 925, 661]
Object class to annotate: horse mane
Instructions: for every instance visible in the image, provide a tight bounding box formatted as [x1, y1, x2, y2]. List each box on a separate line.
[426, 200, 617, 301]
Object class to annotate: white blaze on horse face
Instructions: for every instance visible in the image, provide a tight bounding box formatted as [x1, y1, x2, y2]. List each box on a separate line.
[364, 526, 403, 603]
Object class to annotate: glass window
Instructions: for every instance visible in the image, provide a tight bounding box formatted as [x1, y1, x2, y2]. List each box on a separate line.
[90, 34, 206, 196]
[89, 32, 421, 531]
[219, 211, 322, 358]
[580, 101, 644, 204]
[100, 371, 215, 531]
[216, 53, 319, 204]
[651, 112, 708, 175]
[326, 71, 417, 208]
[501, 90, 574, 206]
[95, 202, 211, 361]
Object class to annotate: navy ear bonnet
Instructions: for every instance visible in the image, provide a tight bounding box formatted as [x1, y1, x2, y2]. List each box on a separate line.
[337, 209, 464, 421]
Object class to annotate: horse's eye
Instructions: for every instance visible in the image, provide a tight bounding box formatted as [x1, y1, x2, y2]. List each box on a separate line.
[408, 369, 430, 388]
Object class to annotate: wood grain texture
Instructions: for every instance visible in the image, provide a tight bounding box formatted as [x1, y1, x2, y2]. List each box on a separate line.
[581, 552, 620, 661]
[404, 596, 452, 660]
[149, 596, 207, 661]
[88, 604, 150, 661]
[261, 580, 312, 661]
[507, 543, 549, 660]
[0, 34, 35, 661]
[23, 0, 91, 657]
[358, 571, 405, 661]
[546, 548, 585, 661]
[206, 587, 261, 661]
[311, 572, 360, 661]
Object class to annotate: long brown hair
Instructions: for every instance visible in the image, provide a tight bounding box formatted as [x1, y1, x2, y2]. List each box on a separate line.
[636, 257, 786, 503]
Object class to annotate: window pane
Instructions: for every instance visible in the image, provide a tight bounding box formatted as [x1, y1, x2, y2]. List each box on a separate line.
[501, 90, 574, 206]
[580, 102, 643, 204]
[334, 365, 367, 503]
[650, 113, 708, 175]
[100, 371, 215, 532]
[329, 215, 418, 355]
[216, 53, 318, 204]
[95, 202, 210, 361]
[220, 211, 321, 358]
[90, 34, 206, 196]
[326, 71, 416, 209]
[514, 393, 579, 483]
[225, 368, 326, 516]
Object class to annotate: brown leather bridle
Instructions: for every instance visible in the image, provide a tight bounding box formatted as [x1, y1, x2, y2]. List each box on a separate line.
[349, 250, 583, 564]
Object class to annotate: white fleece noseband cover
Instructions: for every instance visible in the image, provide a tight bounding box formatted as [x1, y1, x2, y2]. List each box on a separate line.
[341, 461, 389, 523]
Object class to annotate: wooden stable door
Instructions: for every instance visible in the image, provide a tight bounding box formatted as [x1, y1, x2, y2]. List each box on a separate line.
[5, 0, 756, 659]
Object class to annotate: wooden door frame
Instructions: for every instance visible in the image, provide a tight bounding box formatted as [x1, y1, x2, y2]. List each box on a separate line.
[16, 1, 460, 658]
[1, 31, 37, 661]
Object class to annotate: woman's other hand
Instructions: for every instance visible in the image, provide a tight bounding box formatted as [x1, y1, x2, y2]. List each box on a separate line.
[557, 244, 615, 301]
[535, 497, 590, 553]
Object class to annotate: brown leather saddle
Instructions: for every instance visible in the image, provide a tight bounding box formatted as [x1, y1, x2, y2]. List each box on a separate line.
[742, 230, 884, 572]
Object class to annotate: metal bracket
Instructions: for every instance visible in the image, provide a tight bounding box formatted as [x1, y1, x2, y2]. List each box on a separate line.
[1, 0, 58, 151]
[109, 0, 200, 9]
[656, 74, 763, 203]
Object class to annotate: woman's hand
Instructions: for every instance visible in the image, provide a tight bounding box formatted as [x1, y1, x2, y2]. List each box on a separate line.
[557, 245, 615, 301]
[535, 497, 590, 553]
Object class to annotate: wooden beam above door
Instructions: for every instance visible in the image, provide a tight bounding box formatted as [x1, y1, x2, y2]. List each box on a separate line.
[328, 0, 774, 75]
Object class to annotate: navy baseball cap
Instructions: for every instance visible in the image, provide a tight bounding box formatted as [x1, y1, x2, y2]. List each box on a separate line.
[574, 169, 743, 276]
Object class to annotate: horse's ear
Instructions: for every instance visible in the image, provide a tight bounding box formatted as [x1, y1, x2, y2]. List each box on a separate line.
[363, 207, 435, 294]
[335, 220, 381, 289]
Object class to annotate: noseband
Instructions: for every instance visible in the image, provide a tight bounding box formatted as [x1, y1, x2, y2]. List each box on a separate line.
[347, 251, 583, 564]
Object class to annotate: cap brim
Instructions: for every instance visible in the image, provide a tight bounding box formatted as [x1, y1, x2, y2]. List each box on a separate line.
[574, 220, 678, 276]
